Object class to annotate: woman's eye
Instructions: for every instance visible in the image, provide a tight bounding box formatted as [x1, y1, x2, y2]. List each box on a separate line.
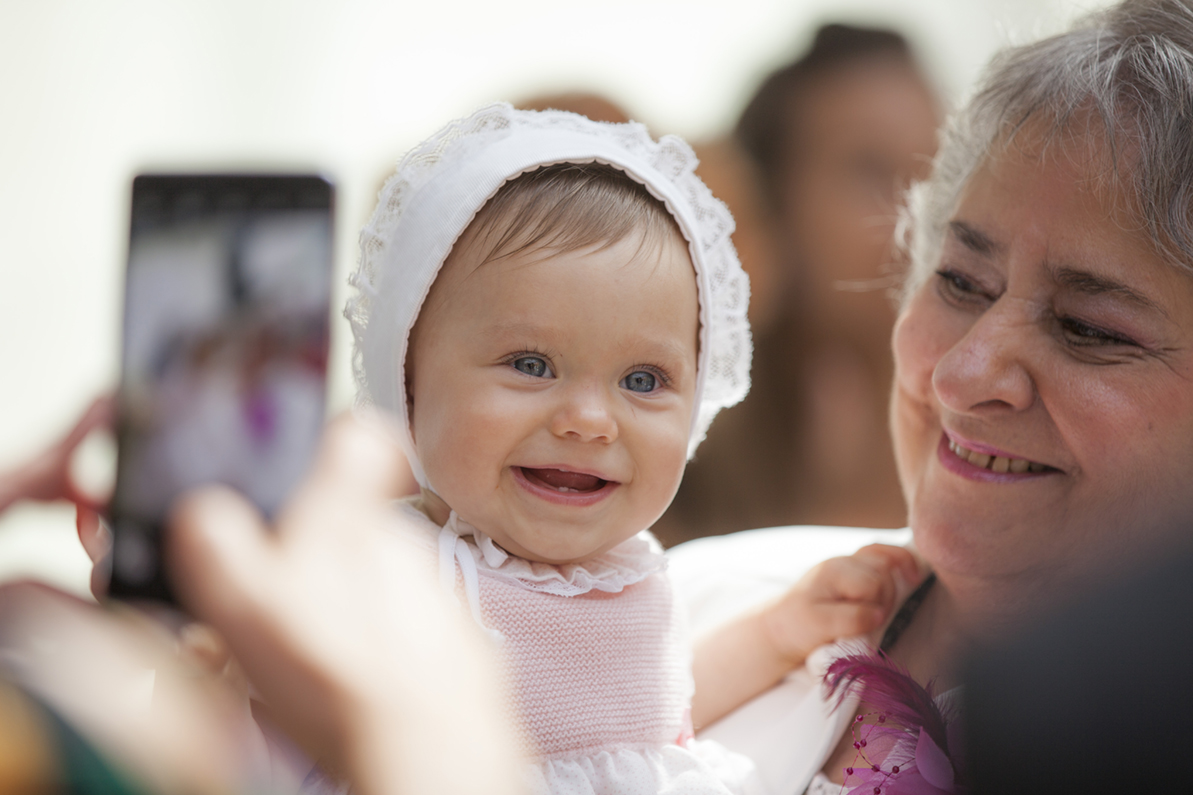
[621, 371, 658, 393]
[512, 356, 551, 378]
[1060, 318, 1135, 347]
[936, 268, 982, 299]
[935, 268, 998, 311]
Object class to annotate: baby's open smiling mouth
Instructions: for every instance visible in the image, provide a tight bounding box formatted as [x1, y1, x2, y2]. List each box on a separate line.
[519, 467, 611, 493]
[512, 466, 621, 507]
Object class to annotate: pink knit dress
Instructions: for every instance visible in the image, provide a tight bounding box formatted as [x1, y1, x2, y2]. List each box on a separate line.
[395, 501, 759, 795]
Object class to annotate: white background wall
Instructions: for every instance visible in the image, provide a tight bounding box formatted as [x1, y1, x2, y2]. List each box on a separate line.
[0, 0, 1110, 596]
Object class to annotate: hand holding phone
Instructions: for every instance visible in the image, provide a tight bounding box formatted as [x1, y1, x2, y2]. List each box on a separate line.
[108, 175, 335, 604]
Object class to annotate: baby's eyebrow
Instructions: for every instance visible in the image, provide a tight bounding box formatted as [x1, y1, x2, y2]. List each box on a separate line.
[633, 337, 697, 367]
[483, 321, 694, 365]
[485, 320, 551, 337]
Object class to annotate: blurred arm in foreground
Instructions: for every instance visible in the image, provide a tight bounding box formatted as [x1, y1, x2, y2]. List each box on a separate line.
[169, 411, 522, 795]
[0, 412, 521, 795]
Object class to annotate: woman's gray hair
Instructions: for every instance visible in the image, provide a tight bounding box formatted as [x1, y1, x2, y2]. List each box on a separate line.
[902, 0, 1193, 300]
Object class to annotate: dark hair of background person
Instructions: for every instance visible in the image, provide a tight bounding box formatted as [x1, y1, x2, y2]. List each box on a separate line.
[516, 92, 633, 125]
[653, 23, 940, 546]
[736, 25, 915, 208]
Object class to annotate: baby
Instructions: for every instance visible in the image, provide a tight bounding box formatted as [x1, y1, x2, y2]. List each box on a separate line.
[347, 104, 918, 795]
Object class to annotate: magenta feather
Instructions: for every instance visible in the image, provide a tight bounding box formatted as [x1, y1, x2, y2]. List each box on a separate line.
[914, 728, 954, 790]
[825, 650, 951, 757]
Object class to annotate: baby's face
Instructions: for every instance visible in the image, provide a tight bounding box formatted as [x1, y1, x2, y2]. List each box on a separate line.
[408, 228, 699, 564]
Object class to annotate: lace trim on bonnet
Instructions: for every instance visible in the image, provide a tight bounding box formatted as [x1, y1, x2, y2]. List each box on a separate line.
[345, 103, 752, 488]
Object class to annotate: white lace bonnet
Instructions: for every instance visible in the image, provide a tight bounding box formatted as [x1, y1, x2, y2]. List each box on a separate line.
[346, 103, 751, 488]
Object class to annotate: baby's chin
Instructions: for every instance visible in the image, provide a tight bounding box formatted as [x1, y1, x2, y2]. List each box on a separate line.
[491, 526, 641, 566]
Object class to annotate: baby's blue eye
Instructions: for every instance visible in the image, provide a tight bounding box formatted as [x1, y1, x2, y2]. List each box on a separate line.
[622, 371, 657, 393]
[513, 356, 551, 378]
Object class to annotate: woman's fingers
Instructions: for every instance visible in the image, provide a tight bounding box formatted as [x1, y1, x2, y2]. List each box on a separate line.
[178, 622, 234, 681]
[55, 396, 116, 510]
[76, 506, 113, 599]
[307, 410, 403, 501]
[61, 396, 115, 450]
[273, 410, 404, 544]
[76, 506, 110, 564]
[167, 485, 272, 632]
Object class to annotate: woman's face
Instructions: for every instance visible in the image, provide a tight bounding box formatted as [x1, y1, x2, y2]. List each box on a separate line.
[892, 139, 1193, 582]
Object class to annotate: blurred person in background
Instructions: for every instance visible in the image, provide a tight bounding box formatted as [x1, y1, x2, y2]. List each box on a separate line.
[655, 24, 941, 545]
[517, 91, 633, 124]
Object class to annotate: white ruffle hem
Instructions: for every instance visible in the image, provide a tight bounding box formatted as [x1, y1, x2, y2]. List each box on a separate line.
[525, 741, 760, 795]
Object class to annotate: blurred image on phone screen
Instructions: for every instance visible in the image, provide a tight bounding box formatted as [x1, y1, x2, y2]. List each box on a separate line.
[109, 175, 334, 603]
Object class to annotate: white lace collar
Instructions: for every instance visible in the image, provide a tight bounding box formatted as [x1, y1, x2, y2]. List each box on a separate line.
[440, 510, 667, 597]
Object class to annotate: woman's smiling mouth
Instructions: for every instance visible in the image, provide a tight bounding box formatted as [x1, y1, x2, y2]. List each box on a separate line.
[938, 434, 1057, 481]
[947, 437, 1048, 473]
[514, 466, 620, 506]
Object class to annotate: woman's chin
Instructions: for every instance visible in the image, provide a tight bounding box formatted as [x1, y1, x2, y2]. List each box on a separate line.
[909, 504, 1035, 579]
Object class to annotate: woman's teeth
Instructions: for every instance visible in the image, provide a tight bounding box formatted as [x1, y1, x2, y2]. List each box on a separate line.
[947, 439, 1045, 473]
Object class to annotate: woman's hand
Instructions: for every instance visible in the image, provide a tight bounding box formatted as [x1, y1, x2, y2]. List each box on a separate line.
[691, 544, 925, 730]
[167, 411, 522, 795]
[0, 395, 117, 599]
[0, 396, 112, 515]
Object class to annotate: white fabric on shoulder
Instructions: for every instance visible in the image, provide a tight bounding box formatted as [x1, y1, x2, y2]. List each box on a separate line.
[667, 526, 912, 795]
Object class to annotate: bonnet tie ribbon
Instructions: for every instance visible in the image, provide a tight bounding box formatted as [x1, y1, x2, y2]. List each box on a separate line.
[437, 514, 505, 644]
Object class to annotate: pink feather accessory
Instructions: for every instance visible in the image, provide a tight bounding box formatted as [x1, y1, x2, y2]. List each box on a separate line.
[823, 650, 967, 795]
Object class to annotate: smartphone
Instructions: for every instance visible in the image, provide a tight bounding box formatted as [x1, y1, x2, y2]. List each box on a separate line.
[107, 174, 335, 604]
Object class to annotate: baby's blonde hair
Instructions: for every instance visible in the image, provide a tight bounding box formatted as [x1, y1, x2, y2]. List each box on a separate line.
[458, 162, 684, 266]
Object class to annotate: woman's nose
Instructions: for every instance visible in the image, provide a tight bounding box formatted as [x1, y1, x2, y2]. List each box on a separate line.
[549, 385, 619, 444]
[932, 302, 1036, 415]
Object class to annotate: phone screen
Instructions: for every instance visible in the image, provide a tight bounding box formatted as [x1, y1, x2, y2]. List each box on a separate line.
[108, 175, 334, 602]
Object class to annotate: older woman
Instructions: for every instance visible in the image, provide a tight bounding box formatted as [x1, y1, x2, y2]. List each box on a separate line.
[671, 0, 1193, 792]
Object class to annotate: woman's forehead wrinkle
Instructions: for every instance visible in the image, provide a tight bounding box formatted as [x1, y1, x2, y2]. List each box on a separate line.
[1050, 265, 1170, 319]
[948, 220, 1002, 256]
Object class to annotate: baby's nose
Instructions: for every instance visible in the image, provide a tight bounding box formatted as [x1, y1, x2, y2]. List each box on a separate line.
[549, 387, 618, 443]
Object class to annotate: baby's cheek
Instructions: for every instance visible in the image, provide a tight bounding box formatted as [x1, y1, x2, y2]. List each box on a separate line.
[418, 419, 484, 500]
[640, 428, 691, 512]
